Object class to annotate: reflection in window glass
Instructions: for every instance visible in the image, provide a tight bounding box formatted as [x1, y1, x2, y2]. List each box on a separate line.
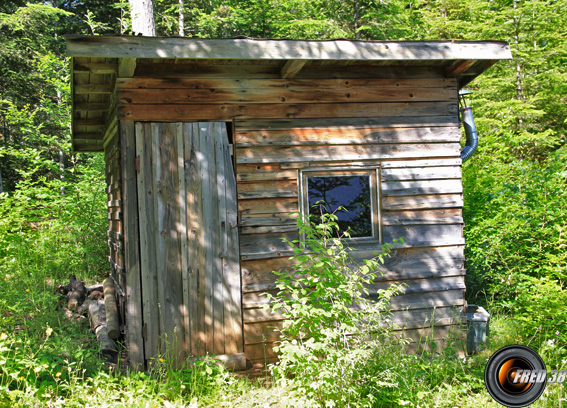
[307, 175, 372, 238]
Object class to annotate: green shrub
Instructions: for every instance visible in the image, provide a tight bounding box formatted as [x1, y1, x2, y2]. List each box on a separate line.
[264, 211, 404, 407]
[463, 147, 567, 315]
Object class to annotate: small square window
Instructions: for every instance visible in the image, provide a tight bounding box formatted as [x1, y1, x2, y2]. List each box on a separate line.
[300, 169, 380, 241]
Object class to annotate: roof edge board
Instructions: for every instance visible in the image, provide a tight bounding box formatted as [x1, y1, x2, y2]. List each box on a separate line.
[66, 36, 513, 62]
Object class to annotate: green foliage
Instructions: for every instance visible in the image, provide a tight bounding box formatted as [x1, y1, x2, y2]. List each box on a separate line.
[0, 4, 72, 193]
[0, 294, 248, 407]
[421, 0, 567, 370]
[0, 3, 108, 281]
[264, 212, 404, 406]
[146, 0, 425, 40]
[0, 155, 108, 283]
[463, 147, 567, 319]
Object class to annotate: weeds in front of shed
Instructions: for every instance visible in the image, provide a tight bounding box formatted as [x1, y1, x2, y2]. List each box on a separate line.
[263, 211, 408, 406]
[1, 161, 565, 407]
[257, 212, 566, 407]
[0, 278, 249, 407]
[0, 156, 248, 407]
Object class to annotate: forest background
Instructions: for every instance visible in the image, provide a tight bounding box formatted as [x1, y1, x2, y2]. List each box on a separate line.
[0, 0, 566, 407]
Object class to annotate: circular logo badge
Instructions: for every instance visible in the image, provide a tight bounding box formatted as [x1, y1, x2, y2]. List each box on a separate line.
[485, 345, 547, 407]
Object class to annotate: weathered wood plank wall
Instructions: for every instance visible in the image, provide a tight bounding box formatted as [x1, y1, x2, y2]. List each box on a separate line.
[120, 121, 145, 369]
[236, 119, 465, 364]
[116, 61, 466, 365]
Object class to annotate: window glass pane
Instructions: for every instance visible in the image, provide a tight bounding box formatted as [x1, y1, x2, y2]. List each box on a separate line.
[307, 175, 372, 238]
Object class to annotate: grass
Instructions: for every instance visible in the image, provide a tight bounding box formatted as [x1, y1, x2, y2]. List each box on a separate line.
[2, 279, 565, 408]
[1, 228, 566, 406]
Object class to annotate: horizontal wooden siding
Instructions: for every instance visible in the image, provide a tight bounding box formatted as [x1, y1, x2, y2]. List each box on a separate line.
[235, 117, 466, 364]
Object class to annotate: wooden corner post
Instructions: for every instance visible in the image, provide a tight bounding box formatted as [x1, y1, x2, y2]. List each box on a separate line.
[120, 120, 145, 370]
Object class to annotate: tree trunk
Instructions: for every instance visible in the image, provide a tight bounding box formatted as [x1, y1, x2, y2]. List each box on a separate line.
[178, 0, 185, 37]
[59, 147, 65, 195]
[354, 0, 360, 40]
[129, 0, 156, 36]
[513, 0, 523, 101]
[513, 0, 524, 130]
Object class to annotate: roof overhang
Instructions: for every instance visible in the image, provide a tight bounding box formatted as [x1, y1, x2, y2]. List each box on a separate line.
[67, 36, 512, 61]
[67, 36, 512, 152]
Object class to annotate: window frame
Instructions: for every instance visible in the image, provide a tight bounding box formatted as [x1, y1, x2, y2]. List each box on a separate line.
[299, 167, 382, 244]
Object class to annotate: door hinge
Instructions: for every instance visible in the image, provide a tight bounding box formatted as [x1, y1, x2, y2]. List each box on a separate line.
[135, 156, 140, 173]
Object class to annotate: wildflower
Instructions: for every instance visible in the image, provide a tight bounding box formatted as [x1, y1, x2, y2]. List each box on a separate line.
[556, 331, 560, 336]
[159, 358, 165, 363]
[548, 339, 556, 347]
[55, 372, 62, 378]
[180, 384, 186, 390]
[43, 364, 48, 369]
[34, 366, 42, 373]
[0, 333, 7, 341]
[46, 327, 53, 337]
[562, 359, 567, 366]
[25, 289, 29, 292]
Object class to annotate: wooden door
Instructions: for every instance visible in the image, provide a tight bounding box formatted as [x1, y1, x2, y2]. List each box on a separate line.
[135, 122, 243, 364]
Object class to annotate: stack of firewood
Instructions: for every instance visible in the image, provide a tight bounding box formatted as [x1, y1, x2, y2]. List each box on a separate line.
[57, 275, 121, 362]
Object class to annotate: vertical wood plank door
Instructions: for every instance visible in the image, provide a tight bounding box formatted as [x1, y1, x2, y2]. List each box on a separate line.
[136, 121, 243, 365]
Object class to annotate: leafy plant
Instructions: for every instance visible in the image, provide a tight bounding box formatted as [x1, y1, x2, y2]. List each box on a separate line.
[464, 148, 567, 314]
[264, 210, 404, 406]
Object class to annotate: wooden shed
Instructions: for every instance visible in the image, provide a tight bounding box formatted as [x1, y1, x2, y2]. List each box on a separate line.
[66, 36, 512, 368]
